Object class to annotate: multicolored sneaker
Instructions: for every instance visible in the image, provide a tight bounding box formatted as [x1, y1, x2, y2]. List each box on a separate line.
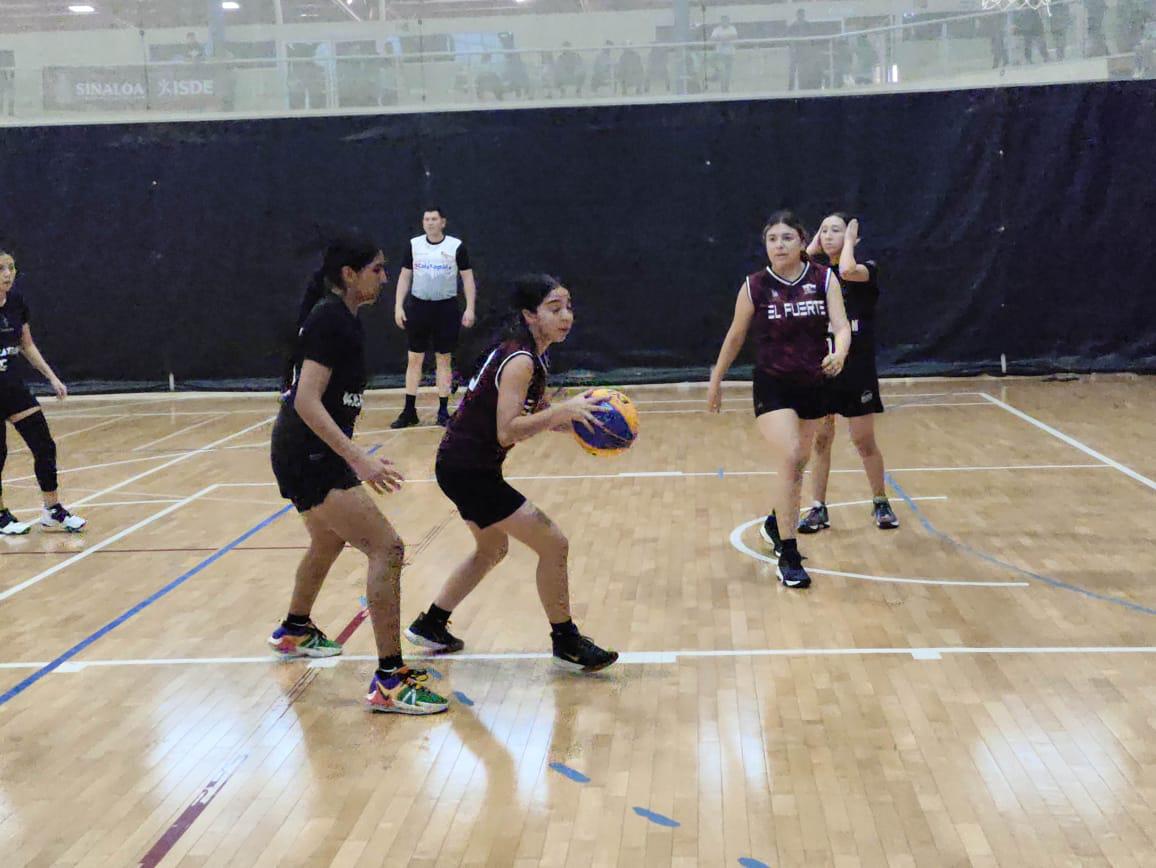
[552, 632, 619, 673]
[40, 504, 86, 533]
[405, 611, 465, 653]
[759, 512, 783, 556]
[0, 509, 32, 536]
[366, 667, 450, 714]
[267, 621, 343, 658]
[873, 499, 899, 529]
[797, 503, 830, 534]
[776, 552, 813, 589]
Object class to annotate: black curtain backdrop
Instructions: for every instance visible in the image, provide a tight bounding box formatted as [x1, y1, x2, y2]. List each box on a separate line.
[2, 80, 1153, 391]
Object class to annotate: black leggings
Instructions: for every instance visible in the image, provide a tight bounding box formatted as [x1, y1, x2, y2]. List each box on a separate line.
[0, 411, 58, 498]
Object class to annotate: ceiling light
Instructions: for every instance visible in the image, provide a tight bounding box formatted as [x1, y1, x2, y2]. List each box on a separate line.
[68, 4, 96, 12]
[222, 0, 240, 8]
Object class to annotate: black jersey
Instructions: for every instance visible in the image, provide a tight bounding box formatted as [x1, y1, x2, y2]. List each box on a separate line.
[437, 339, 548, 470]
[746, 262, 834, 385]
[814, 253, 880, 379]
[0, 290, 30, 383]
[277, 295, 367, 452]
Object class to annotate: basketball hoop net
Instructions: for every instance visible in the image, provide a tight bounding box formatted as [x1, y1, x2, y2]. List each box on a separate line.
[982, 0, 1052, 14]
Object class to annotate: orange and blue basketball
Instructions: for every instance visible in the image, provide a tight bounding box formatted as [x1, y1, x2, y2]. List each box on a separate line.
[572, 388, 639, 456]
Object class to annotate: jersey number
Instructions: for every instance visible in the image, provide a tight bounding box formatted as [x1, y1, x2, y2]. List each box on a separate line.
[467, 349, 499, 393]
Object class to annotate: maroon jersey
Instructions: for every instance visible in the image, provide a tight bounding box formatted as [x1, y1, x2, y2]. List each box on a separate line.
[437, 339, 548, 470]
[746, 261, 834, 384]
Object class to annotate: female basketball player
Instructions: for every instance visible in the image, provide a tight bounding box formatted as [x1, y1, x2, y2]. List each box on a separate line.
[707, 212, 851, 588]
[267, 236, 450, 715]
[405, 275, 619, 673]
[799, 213, 897, 532]
[0, 248, 87, 536]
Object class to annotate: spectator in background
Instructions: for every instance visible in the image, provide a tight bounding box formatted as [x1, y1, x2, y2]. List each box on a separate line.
[1085, 0, 1109, 55]
[556, 42, 585, 95]
[1014, 7, 1049, 63]
[787, 9, 808, 89]
[475, 53, 505, 101]
[1117, 0, 1153, 52]
[853, 34, 879, 83]
[184, 32, 205, 63]
[645, 43, 670, 92]
[983, 10, 1010, 68]
[538, 51, 557, 97]
[505, 50, 531, 99]
[590, 41, 614, 94]
[1049, 1, 1071, 60]
[616, 43, 645, 94]
[710, 15, 739, 92]
[378, 43, 400, 106]
[0, 53, 14, 116]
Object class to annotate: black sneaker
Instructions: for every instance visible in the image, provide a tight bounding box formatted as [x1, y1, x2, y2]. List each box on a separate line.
[405, 611, 465, 653]
[873, 499, 899, 529]
[390, 410, 420, 430]
[436, 407, 451, 427]
[552, 632, 619, 673]
[776, 552, 812, 589]
[759, 512, 783, 556]
[0, 509, 32, 536]
[797, 504, 830, 534]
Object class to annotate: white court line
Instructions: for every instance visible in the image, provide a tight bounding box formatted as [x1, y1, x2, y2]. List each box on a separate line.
[7, 452, 191, 484]
[8, 416, 124, 456]
[981, 392, 1156, 493]
[4, 644, 1153, 672]
[10, 498, 183, 512]
[131, 415, 222, 452]
[889, 401, 993, 409]
[631, 392, 982, 405]
[211, 463, 1110, 491]
[69, 416, 274, 508]
[0, 486, 216, 603]
[729, 513, 1029, 588]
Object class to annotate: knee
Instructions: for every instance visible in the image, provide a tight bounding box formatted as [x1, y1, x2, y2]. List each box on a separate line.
[549, 531, 569, 560]
[851, 430, 878, 458]
[482, 538, 510, 567]
[370, 535, 405, 570]
[814, 421, 835, 453]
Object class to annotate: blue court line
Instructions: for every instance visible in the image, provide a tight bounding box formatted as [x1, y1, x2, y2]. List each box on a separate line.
[0, 504, 293, 709]
[885, 473, 1156, 617]
[738, 859, 771, 868]
[632, 807, 680, 827]
[452, 690, 474, 706]
[548, 762, 590, 783]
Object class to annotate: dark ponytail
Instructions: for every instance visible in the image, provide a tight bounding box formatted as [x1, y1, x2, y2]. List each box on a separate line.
[457, 273, 563, 380]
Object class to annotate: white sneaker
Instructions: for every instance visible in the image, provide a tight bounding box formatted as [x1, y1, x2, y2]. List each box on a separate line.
[41, 504, 86, 533]
[0, 510, 32, 536]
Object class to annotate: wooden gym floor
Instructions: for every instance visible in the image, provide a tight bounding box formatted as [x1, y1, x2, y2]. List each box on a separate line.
[0, 376, 1153, 867]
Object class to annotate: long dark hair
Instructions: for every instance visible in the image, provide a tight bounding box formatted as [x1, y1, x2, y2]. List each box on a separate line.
[295, 234, 381, 327]
[458, 274, 564, 378]
[762, 210, 810, 262]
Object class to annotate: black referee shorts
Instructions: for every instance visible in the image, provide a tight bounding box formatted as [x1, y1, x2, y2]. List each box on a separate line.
[406, 297, 460, 355]
[0, 381, 40, 420]
[827, 364, 884, 418]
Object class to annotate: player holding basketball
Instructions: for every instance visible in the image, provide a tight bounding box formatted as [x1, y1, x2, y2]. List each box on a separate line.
[405, 274, 619, 673]
[267, 236, 450, 715]
[707, 212, 851, 588]
[799, 213, 898, 532]
[0, 247, 87, 536]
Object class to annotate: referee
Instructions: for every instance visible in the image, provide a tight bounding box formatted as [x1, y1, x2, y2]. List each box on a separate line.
[391, 207, 477, 428]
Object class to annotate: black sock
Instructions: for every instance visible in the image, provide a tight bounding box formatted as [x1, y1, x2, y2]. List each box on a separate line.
[377, 654, 404, 673]
[438, 396, 449, 413]
[284, 612, 311, 629]
[403, 393, 417, 414]
[427, 603, 451, 625]
[550, 619, 579, 638]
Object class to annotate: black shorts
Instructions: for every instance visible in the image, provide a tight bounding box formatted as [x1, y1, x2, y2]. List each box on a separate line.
[752, 370, 829, 421]
[270, 419, 360, 513]
[0, 381, 40, 420]
[406, 297, 460, 355]
[435, 462, 526, 529]
[827, 366, 884, 418]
